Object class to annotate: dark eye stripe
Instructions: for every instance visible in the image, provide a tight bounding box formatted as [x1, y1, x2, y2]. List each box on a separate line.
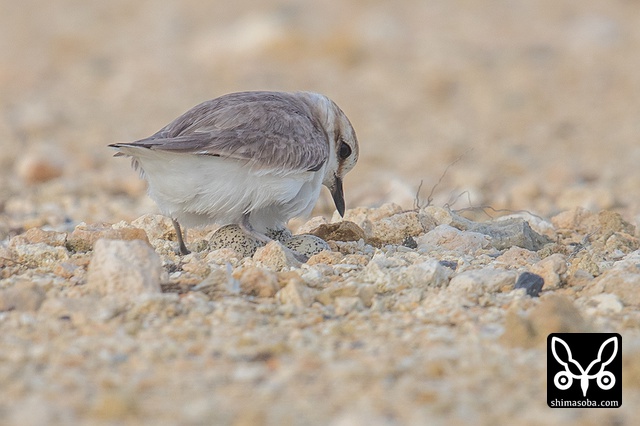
[339, 141, 352, 159]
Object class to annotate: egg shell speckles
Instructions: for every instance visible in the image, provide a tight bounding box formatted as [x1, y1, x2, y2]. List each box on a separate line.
[208, 225, 329, 259]
[284, 234, 330, 257]
[265, 228, 294, 242]
[208, 225, 264, 258]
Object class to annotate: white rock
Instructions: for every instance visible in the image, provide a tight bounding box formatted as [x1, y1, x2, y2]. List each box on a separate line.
[448, 269, 518, 294]
[194, 264, 239, 295]
[300, 266, 329, 286]
[617, 250, 640, 264]
[86, 239, 163, 297]
[277, 280, 315, 308]
[591, 268, 640, 306]
[497, 212, 556, 238]
[586, 250, 640, 306]
[417, 225, 490, 253]
[359, 253, 408, 287]
[422, 206, 455, 225]
[403, 260, 452, 288]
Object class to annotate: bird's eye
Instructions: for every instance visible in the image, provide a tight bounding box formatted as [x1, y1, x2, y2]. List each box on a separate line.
[339, 141, 352, 159]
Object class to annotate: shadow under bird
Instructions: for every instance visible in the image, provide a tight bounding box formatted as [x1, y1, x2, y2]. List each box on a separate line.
[109, 91, 359, 255]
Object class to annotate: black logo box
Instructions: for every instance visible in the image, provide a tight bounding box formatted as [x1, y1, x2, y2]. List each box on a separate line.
[547, 333, 622, 408]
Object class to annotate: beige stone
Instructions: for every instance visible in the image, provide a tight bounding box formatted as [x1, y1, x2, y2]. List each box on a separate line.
[0, 281, 46, 312]
[234, 266, 280, 297]
[449, 269, 518, 294]
[417, 225, 490, 253]
[9, 227, 67, 248]
[86, 239, 162, 297]
[529, 253, 568, 289]
[277, 279, 315, 307]
[253, 241, 302, 271]
[68, 222, 149, 252]
[495, 246, 541, 267]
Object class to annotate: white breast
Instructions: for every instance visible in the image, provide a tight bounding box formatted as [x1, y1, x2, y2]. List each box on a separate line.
[124, 148, 324, 232]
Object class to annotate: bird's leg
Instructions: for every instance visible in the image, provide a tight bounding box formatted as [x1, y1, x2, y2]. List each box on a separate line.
[239, 213, 272, 245]
[172, 219, 190, 255]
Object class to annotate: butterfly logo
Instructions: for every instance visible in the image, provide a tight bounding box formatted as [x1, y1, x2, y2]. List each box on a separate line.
[551, 336, 618, 397]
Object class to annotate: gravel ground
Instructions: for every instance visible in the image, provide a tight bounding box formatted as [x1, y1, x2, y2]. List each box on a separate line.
[1, 1, 640, 424]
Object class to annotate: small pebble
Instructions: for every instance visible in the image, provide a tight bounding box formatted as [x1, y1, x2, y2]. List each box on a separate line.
[514, 272, 544, 297]
[439, 260, 458, 270]
[402, 236, 418, 249]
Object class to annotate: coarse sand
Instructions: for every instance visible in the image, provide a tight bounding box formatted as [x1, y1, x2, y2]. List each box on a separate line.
[1, 1, 640, 424]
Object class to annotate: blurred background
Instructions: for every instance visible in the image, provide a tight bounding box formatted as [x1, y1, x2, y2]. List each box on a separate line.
[2, 0, 640, 237]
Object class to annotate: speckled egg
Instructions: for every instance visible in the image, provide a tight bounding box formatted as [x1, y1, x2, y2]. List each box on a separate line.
[284, 234, 330, 257]
[208, 225, 264, 257]
[265, 227, 293, 242]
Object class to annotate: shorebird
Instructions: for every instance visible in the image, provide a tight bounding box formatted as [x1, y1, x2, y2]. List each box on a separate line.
[110, 91, 359, 254]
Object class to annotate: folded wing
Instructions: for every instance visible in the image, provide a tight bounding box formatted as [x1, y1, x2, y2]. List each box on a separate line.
[110, 91, 329, 174]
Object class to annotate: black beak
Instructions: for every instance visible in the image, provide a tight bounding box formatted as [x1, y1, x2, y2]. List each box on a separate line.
[330, 177, 345, 217]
